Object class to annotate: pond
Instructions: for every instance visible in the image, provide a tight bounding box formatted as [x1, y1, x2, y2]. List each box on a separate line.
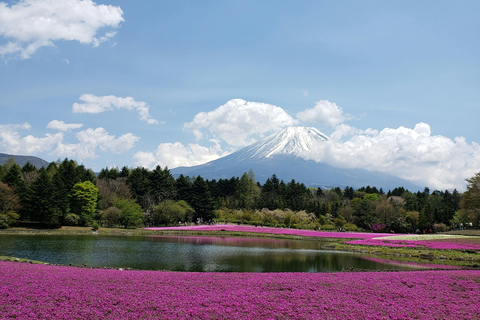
[0, 234, 450, 272]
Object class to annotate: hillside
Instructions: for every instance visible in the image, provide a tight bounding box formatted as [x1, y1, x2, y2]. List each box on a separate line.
[172, 127, 421, 191]
[0, 153, 49, 168]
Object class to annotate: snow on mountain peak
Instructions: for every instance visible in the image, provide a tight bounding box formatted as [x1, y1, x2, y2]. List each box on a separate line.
[235, 126, 328, 160]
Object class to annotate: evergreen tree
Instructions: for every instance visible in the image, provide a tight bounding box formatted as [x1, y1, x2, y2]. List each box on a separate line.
[190, 176, 215, 222]
[24, 168, 59, 227]
[149, 165, 175, 199]
[175, 174, 193, 203]
[2, 163, 24, 190]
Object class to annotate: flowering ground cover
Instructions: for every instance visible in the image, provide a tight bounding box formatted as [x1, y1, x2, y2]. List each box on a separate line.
[145, 224, 393, 239]
[1, 261, 479, 319]
[145, 224, 480, 250]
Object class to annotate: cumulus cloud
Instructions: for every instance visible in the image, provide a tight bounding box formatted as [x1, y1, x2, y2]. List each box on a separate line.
[0, 123, 63, 154]
[184, 99, 299, 146]
[72, 94, 159, 124]
[0, 122, 139, 161]
[53, 127, 140, 160]
[304, 122, 480, 190]
[133, 140, 228, 169]
[0, 0, 123, 59]
[47, 120, 83, 131]
[296, 100, 352, 127]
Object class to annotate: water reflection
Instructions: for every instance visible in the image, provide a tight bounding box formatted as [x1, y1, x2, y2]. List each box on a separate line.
[0, 235, 458, 272]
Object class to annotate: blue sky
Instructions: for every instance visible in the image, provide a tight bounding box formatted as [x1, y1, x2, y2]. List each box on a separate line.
[1, 0, 480, 190]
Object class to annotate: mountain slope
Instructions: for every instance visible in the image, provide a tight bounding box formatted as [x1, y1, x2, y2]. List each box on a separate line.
[0, 153, 50, 168]
[172, 127, 420, 191]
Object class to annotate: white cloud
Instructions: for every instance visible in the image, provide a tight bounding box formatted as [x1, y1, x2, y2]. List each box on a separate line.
[184, 99, 299, 146]
[0, 123, 139, 161]
[47, 120, 83, 131]
[0, 0, 124, 59]
[72, 94, 160, 125]
[134, 140, 228, 169]
[307, 122, 480, 190]
[53, 127, 140, 160]
[0, 123, 63, 154]
[296, 100, 352, 127]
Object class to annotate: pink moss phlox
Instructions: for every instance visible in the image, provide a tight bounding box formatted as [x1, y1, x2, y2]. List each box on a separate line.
[146, 225, 480, 251]
[1, 261, 479, 319]
[145, 224, 393, 239]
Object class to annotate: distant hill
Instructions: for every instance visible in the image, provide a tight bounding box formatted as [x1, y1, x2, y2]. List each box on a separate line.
[0, 153, 50, 169]
[171, 126, 421, 191]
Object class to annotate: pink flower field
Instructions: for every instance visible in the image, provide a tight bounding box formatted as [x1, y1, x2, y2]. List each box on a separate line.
[145, 224, 480, 251]
[1, 261, 480, 319]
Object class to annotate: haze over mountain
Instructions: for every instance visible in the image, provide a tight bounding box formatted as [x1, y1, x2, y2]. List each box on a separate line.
[0, 153, 49, 169]
[171, 127, 421, 191]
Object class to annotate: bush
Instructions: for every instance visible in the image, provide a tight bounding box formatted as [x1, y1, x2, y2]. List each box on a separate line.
[91, 222, 99, 231]
[101, 207, 121, 228]
[344, 223, 362, 232]
[321, 224, 336, 231]
[0, 211, 19, 229]
[64, 213, 80, 226]
[433, 223, 450, 233]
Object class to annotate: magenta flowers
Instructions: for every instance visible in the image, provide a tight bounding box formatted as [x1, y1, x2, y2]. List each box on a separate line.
[146, 224, 480, 250]
[1, 261, 479, 319]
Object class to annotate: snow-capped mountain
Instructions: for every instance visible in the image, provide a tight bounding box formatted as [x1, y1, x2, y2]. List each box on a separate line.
[233, 127, 328, 161]
[171, 127, 420, 191]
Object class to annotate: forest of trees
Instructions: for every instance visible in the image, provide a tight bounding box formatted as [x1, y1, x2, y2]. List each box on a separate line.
[0, 157, 479, 233]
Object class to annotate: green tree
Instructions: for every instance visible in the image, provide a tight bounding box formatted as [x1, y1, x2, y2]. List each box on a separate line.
[460, 172, 480, 228]
[191, 176, 215, 222]
[237, 171, 260, 209]
[153, 200, 193, 226]
[175, 174, 193, 203]
[71, 181, 99, 225]
[115, 199, 144, 228]
[101, 207, 121, 228]
[0, 182, 20, 228]
[24, 168, 60, 227]
[2, 163, 24, 190]
[351, 197, 376, 230]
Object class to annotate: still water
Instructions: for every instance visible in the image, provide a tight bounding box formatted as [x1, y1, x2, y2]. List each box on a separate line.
[0, 234, 436, 272]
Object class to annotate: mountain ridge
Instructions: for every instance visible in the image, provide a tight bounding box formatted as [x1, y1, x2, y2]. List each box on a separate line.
[171, 126, 421, 191]
[0, 153, 49, 169]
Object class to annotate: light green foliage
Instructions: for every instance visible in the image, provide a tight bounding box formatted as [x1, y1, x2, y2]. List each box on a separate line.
[115, 199, 144, 228]
[460, 171, 480, 228]
[0, 181, 20, 228]
[64, 213, 80, 226]
[334, 216, 347, 228]
[405, 211, 420, 233]
[101, 207, 121, 228]
[153, 200, 194, 226]
[364, 193, 379, 202]
[71, 181, 99, 225]
[0, 211, 19, 229]
[237, 171, 260, 209]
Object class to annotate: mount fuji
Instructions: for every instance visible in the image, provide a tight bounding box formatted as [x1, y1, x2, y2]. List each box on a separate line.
[171, 127, 421, 191]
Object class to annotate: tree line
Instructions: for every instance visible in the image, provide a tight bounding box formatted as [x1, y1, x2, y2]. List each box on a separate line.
[0, 157, 479, 232]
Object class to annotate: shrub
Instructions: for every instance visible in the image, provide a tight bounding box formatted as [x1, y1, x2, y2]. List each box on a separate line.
[321, 224, 336, 231]
[64, 213, 80, 226]
[91, 222, 99, 231]
[433, 223, 450, 233]
[0, 211, 19, 229]
[370, 223, 386, 232]
[344, 223, 362, 232]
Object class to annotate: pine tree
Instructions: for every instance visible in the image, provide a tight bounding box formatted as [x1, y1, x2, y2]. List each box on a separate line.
[191, 176, 214, 223]
[24, 168, 60, 227]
